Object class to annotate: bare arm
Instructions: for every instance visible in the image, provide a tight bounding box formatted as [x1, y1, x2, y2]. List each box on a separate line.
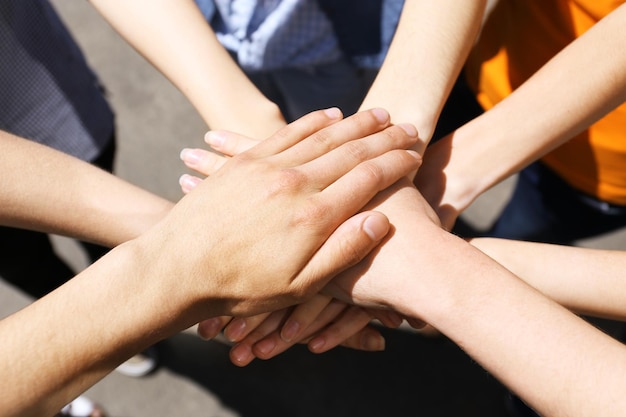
[416, 4, 626, 226]
[470, 237, 626, 321]
[360, 0, 486, 149]
[329, 186, 626, 417]
[0, 130, 172, 247]
[0, 109, 420, 417]
[88, 0, 285, 138]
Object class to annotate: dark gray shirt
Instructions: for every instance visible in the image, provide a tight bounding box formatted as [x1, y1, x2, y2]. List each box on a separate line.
[0, 0, 114, 161]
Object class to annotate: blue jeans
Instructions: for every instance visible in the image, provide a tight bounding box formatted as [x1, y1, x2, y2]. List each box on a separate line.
[486, 162, 626, 244]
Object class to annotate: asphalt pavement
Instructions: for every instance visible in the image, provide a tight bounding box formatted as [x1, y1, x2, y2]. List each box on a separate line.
[2, 2, 626, 416]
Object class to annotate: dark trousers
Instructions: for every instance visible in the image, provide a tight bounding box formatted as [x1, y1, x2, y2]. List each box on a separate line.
[487, 161, 626, 244]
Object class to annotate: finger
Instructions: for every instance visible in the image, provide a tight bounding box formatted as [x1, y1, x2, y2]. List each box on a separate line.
[272, 108, 391, 167]
[317, 149, 421, 216]
[180, 148, 227, 177]
[292, 211, 390, 296]
[179, 174, 203, 194]
[307, 306, 385, 353]
[407, 317, 428, 329]
[370, 309, 404, 329]
[229, 343, 255, 367]
[204, 130, 259, 157]
[329, 326, 385, 352]
[279, 294, 333, 343]
[241, 108, 344, 158]
[248, 300, 348, 360]
[298, 123, 419, 188]
[196, 316, 232, 340]
[223, 312, 273, 343]
[229, 310, 290, 367]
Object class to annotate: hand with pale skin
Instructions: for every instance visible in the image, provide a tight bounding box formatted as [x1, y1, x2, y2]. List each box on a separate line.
[180, 112, 420, 366]
[196, 299, 404, 366]
[330, 188, 626, 417]
[414, 4, 626, 230]
[1, 108, 423, 417]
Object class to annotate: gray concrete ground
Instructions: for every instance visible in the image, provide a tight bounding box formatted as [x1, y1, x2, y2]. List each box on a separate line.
[3, 2, 626, 416]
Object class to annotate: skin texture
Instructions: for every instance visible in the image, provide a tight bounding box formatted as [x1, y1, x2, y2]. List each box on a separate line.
[0, 130, 173, 246]
[186, 137, 626, 415]
[177, 0, 487, 355]
[329, 188, 626, 417]
[415, 4, 626, 228]
[86, 0, 424, 355]
[0, 109, 422, 417]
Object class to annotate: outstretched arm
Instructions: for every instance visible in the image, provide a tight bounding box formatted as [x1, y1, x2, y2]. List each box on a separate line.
[328, 186, 626, 417]
[88, 0, 285, 138]
[416, 4, 626, 227]
[470, 237, 626, 321]
[0, 130, 172, 247]
[360, 0, 486, 149]
[0, 109, 420, 417]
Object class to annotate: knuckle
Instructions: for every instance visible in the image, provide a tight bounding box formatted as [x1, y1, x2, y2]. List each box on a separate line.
[355, 160, 385, 185]
[310, 130, 335, 152]
[341, 140, 369, 162]
[379, 125, 406, 146]
[339, 238, 366, 268]
[270, 168, 307, 194]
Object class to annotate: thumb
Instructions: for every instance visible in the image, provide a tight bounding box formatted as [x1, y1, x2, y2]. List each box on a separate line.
[293, 211, 390, 295]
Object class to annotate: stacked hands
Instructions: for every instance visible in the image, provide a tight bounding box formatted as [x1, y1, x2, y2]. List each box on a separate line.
[178, 107, 431, 366]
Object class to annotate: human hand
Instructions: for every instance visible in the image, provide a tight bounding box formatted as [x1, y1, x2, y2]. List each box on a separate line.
[322, 178, 446, 321]
[180, 110, 411, 362]
[180, 113, 415, 361]
[196, 296, 404, 366]
[138, 108, 421, 323]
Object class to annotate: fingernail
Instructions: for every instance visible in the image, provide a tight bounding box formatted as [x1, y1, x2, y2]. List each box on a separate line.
[281, 319, 300, 343]
[362, 332, 385, 351]
[371, 108, 389, 124]
[324, 107, 342, 119]
[230, 344, 253, 366]
[225, 318, 247, 342]
[398, 123, 418, 137]
[254, 339, 277, 357]
[197, 318, 223, 340]
[308, 336, 326, 353]
[180, 148, 201, 165]
[178, 174, 201, 192]
[205, 131, 225, 149]
[363, 215, 388, 241]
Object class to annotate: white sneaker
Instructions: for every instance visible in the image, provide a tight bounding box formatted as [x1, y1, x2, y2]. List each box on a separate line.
[57, 396, 106, 417]
[115, 346, 159, 377]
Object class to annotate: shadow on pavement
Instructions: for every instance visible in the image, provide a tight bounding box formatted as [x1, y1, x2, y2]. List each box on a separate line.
[158, 328, 509, 417]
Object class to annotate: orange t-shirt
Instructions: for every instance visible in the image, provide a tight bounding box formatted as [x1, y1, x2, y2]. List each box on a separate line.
[465, 0, 626, 204]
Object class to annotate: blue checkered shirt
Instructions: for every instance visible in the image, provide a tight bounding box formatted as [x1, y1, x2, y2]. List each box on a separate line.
[194, 0, 404, 71]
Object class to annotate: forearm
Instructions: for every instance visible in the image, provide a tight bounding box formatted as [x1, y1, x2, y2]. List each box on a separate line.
[0, 131, 172, 246]
[0, 109, 421, 416]
[360, 0, 485, 149]
[419, 4, 626, 213]
[395, 229, 626, 417]
[88, 0, 285, 137]
[469, 238, 626, 320]
[0, 242, 195, 417]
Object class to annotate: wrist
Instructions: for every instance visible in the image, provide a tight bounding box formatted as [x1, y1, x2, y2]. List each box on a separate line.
[113, 237, 206, 337]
